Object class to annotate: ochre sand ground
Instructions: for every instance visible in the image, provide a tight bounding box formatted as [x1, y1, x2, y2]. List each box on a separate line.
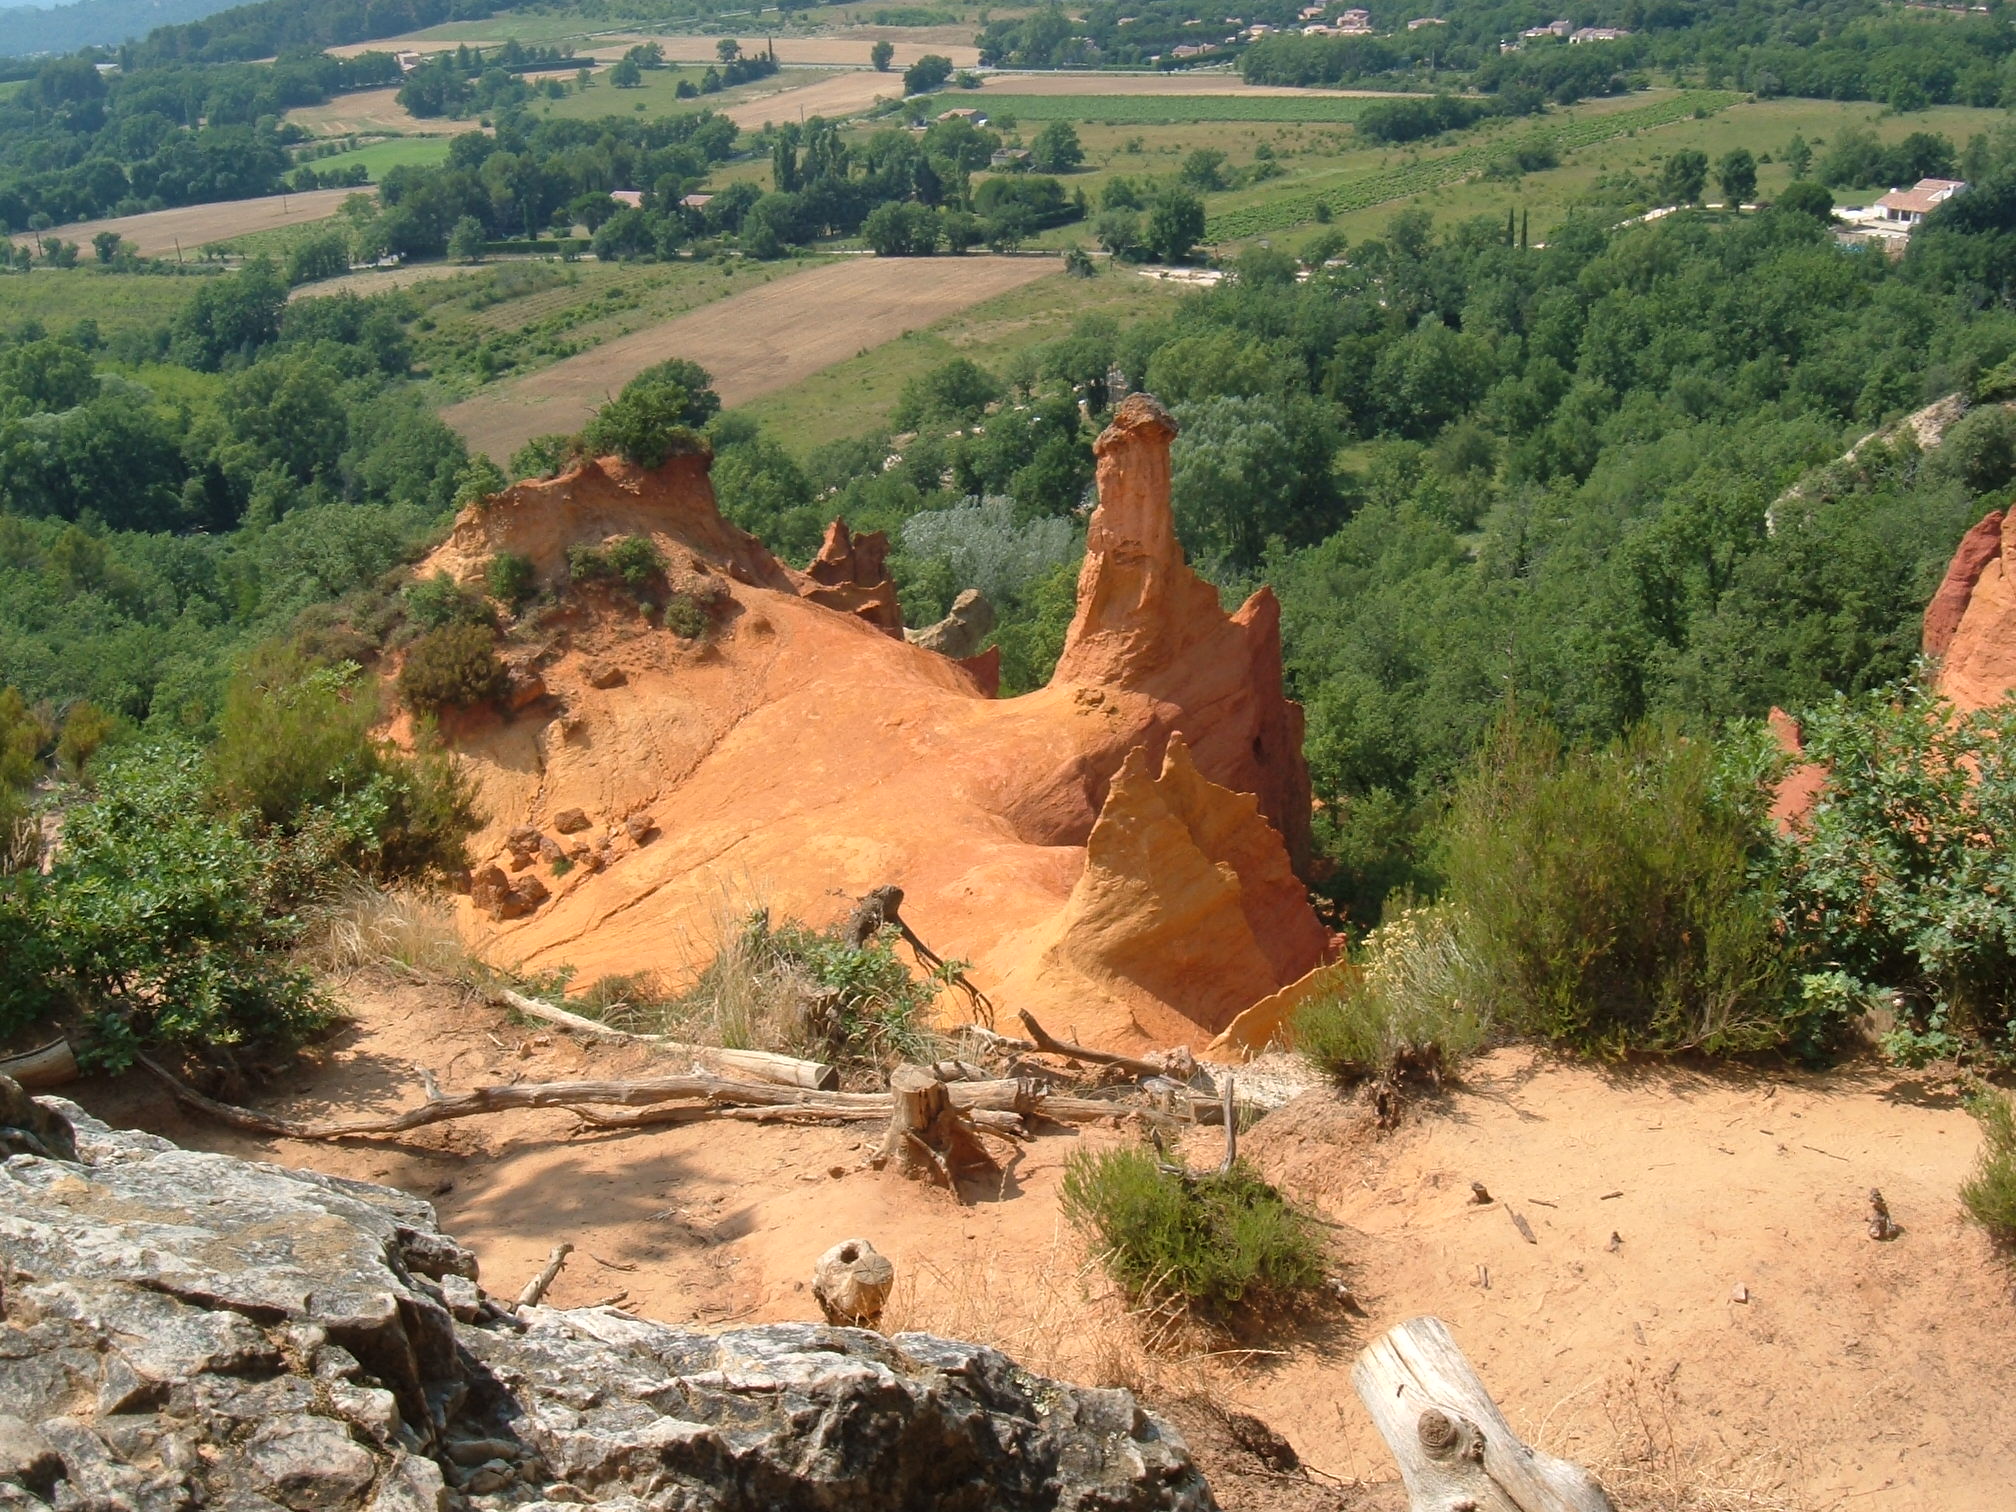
[74, 977, 2016, 1511]
[441, 254, 1057, 461]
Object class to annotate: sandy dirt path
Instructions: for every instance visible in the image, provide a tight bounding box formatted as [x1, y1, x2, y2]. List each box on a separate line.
[10, 187, 360, 259]
[67, 979, 2016, 1512]
[441, 254, 1057, 461]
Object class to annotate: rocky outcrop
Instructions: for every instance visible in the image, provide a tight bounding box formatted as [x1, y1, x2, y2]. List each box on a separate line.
[1929, 508, 2016, 710]
[907, 588, 996, 659]
[801, 520, 904, 636]
[0, 1090, 1214, 1512]
[403, 395, 1328, 1053]
[997, 738, 1332, 1043]
[1050, 397, 1314, 875]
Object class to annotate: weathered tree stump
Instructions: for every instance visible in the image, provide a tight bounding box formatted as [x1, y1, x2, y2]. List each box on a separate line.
[812, 1239, 896, 1328]
[875, 1065, 996, 1198]
[1352, 1316, 1615, 1512]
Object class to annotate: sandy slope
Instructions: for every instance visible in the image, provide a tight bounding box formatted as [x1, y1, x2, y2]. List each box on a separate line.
[440, 254, 1056, 462]
[71, 979, 2016, 1512]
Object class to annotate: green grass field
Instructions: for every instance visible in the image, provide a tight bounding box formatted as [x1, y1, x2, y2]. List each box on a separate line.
[0, 268, 218, 339]
[735, 267, 1185, 453]
[409, 256, 798, 400]
[980, 94, 1381, 125]
[529, 65, 837, 123]
[300, 135, 460, 181]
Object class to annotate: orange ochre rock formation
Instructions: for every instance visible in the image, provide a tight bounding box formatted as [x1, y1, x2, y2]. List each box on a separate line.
[1928, 506, 2016, 711]
[409, 395, 1331, 1053]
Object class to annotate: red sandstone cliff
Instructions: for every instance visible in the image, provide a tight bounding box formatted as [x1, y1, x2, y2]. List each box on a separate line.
[1929, 508, 2016, 710]
[402, 398, 1328, 1052]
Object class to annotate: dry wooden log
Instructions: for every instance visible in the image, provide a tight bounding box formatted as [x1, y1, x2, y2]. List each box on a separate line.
[140, 1057, 1172, 1144]
[570, 1104, 885, 1131]
[0, 1038, 77, 1090]
[516, 1243, 572, 1310]
[875, 1064, 996, 1199]
[1016, 1010, 1200, 1085]
[1352, 1316, 1615, 1512]
[811, 1239, 895, 1328]
[494, 988, 838, 1090]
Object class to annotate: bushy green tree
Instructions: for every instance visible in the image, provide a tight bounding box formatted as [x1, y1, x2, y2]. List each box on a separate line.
[1029, 119, 1083, 174]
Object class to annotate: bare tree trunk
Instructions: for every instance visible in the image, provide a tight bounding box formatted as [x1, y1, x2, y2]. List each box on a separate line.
[1351, 1316, 1615, 1512]
[876, 1065, 996, 1198]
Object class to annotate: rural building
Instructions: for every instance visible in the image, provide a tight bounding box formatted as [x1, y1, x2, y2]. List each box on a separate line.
[679, 193, 713, 210]
[1408, 17, 1448, 28]
[990, 148, 1031, 169]
[1878, 177, 1968, 224]
[938, 107, 989, 125]
[1521, 19, 1573, 38]
[1570, 26, 1631, 42]
[608, 190, 644, 209]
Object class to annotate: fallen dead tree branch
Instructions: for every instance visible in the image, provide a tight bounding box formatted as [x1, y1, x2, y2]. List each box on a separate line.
[1016, 1009, 1200, 1085]
[0, 1038, 77, 1090]
[139, 1058, 1179, 1143]
[493, 987, 838, 1090]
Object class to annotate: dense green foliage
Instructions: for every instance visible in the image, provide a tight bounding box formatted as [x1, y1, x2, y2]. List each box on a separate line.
[1294, 904, 1487, 1086]
[1060, 1145, 1326, 1314]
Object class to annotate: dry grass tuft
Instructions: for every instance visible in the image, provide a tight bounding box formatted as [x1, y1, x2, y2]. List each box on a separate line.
[881, 1221, 1220, 1403]
[1578, 1361, 1812, 1512]
[302, 882, 484, 983]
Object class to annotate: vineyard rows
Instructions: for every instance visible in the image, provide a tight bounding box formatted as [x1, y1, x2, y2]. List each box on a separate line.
[1204, 91, 1743, 241]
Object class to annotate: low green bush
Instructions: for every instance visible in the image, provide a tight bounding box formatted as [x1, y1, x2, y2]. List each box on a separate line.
[1438, 718, 1794, 1055]
[213, 657, 479, 883]
[509, 433, 575, 481]
[0, 745, 334, 1070]
[579, 372, 714, 468]
[1778, 689, 2016, 1059]
[1295, 902, 1488, 1093]
[403, 571, 493, 632]
[663, 593, 708, 639]
[397, 624, 509, 712]
[1961, 1087, 2016, 1246]
[485, 552, 537, 612]
[1060, 1145, 1325, 1315]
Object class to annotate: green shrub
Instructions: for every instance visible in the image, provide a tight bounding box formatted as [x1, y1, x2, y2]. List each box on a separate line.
[397, 624, 509, 713]
[663, 593, 707, 639]
[1060, 1146, 1325, 1315]
[485, 551, 538, 612]
[1439, 718, 1793, 1055]
[403, 571, 493, 632]
[509, 433, 575, 481]
[579, 373, 714, 468]
[55, 701, 115, 777]
[1961, 1088, 2016, 1246]
[0, 745, 333, 1069]
[568, 535, 666, 604]
[1295, 903, 1488, 1091]
[0, 687, 47, 856]
[212, 656, 479, 882]
[1779, 689, 2016, 1059]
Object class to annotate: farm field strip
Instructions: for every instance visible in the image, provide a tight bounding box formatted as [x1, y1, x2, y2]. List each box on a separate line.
[977, 71, 1418, 97]
[977, 93, 1380, 123]
[10, 187, 361, 259]
[1206, 90, 1741, 241]
[440, 255, 1056, 462]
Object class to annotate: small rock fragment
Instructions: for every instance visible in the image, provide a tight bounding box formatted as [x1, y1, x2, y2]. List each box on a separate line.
[1469, 1181, 1493, 1205]
[1730, 1283, 1750, 1304]
[586, 662, 626, 689]
[552, 808, 591, 834]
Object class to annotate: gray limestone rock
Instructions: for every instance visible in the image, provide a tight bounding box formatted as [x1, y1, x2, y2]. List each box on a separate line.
[1, 1097, 1217, 1512]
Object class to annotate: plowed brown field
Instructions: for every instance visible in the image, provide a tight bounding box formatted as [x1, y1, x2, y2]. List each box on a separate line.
[9, 187, 360, 258]
[442, 254, 1057, 461]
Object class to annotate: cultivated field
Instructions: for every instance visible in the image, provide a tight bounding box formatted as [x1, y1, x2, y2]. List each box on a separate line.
[285, 87, 472, 137]
[577, 33, 983, 68]
[718, 70, 906, 128]
[979, 92, 1381, 123]
[10, 187, 360, 259]
[441, 254, 1056, 461]
[978, 70, 1411, 97]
